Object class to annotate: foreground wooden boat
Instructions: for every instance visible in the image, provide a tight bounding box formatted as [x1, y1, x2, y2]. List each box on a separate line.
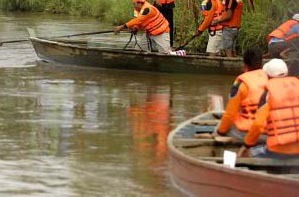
[168, 111, 299, 196]
[29, 36, 244, 75]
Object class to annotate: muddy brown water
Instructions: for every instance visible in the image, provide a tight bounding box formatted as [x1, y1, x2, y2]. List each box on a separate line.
[0, 11, 234, 196]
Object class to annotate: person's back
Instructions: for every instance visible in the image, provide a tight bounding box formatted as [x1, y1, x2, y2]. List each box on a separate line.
[265, 77, 299, 154]
[215, 48, 268, 140]
[239, 59, 299, 158]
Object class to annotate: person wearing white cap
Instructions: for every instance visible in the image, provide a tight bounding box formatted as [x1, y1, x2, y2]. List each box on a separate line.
[263, 13, 299, 58]
[239, 58, 299, 159]
[293, 13, 299, 21]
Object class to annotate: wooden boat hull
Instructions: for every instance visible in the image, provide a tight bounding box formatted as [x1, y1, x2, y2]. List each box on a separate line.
[168, 112, 299, 196]
[30, 37, 244, 75]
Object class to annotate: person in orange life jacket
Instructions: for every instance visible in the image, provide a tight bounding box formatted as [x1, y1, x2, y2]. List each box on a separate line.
[194, 0, 225, 56]
[263, 14, 299, 59]
[213, 48, 268, 141]
[153, 0, 175, 47]
[211, 0, 244, 57]
[114, 0, 171, 53]
[238, 59, 299, 159]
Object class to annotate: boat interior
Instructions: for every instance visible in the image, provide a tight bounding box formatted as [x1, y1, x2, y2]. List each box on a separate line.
[172, 112, 299, 178]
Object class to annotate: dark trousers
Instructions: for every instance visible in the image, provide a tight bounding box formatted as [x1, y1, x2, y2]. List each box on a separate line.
[155, 2, 175, 47]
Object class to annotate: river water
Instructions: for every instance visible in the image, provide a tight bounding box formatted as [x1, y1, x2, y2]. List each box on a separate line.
[0, 11, 234, 196]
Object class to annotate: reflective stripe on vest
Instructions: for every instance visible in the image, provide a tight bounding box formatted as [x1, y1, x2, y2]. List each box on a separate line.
[234, 69, 268, 131]
[266, 77, 299, 149]
[267, 20, 299, 43]
[135, 2, 169, 35]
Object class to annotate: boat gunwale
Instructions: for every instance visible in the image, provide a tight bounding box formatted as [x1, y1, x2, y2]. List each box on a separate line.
[29, 37, 243, 62]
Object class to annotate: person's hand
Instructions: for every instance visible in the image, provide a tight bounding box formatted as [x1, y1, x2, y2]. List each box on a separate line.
[237, 145, 251, 157]
[279, 48, 291, 59]
[114, 25, 124, 34]
[211, 131, 219, 138]
[211, 20, 220, 26]
[130, 26, 139, 34]
[211, 121, 220, 138]
[194, 30, 202, 37]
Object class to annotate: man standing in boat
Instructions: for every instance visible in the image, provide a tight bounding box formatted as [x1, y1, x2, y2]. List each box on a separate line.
[114, 0, 171, 53]
[153, 0, 175, 47]
[211, 0, 244, 57]
[213, 48, 268, 140]
[195, 0, 225, 56]
[239, 59, 299, 159]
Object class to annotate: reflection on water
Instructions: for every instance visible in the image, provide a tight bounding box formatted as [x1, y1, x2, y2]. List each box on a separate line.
[0, 11, 235, 196]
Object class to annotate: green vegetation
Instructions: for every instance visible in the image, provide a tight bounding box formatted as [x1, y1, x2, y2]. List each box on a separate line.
[0, 0, 298, 53]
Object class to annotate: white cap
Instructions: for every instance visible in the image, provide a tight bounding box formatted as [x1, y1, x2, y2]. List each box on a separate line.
[263, 58, 288, 78]
[293, 13, 299, 21]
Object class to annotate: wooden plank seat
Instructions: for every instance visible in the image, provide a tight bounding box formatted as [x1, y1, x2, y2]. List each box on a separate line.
[173, 138, 243, 147]
[199, 157, 299, 167]
[191, 119, 219, 126]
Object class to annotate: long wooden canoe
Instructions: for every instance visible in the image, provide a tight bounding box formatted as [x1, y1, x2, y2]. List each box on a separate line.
[167, 111, 299, 196]
[29, 37, 244, 75]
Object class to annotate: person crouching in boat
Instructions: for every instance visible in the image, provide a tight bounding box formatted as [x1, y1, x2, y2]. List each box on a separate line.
[213, 48, 268, 141]
[263, 13, 299, 59]
[114, 0, 171, 53]
[239, 59, 299, 159]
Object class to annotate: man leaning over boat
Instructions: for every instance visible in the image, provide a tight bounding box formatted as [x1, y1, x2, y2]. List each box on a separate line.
[114, 0, 171, 53]
[238, 59, 299, 159]
[263, 13, 299, 59]
[213, 48, 268, 141]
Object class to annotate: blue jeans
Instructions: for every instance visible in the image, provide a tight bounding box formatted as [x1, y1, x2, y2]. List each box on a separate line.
[250, 145, 299, 159]
[226, 125, 266, 143]
[223, 28, 239, 51]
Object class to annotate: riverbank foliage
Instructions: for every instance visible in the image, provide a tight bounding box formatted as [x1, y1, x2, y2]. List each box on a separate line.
[1, 0, 298, 53]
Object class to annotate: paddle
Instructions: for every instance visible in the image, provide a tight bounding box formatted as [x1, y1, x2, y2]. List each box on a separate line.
[174, 35, 197, 51]
[53, 30, 114, 38]
[0, 39, 29, 46]
[0, 29, 114, 46]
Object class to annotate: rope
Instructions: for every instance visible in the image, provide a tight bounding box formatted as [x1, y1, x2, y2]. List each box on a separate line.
[146, 33, 153, 52]
[123, 31, 144, 51]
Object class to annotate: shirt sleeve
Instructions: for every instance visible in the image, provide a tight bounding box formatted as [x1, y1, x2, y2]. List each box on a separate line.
[217, 80, 248, 134]
[126, 8, 152, 29]
[197, 2, 216, 32]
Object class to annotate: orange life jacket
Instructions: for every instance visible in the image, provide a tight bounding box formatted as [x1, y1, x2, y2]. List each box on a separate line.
[267, 19, 299, 43]
[159, 0, 175, 4]
[132, 2, 169, 36]
[265, 77, 299, 151]
[210, 0, 225, 32]
[201, 0, 225, 34]
[222, 0, 243, 28]
[234, 69, 268, 131]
